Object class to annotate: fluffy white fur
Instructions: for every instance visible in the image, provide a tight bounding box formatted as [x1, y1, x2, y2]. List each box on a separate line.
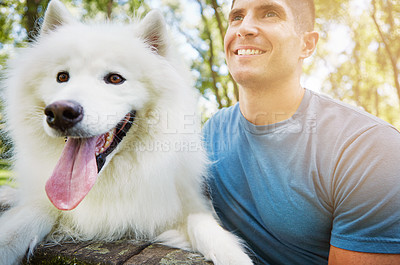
[0, 1, 253, 264]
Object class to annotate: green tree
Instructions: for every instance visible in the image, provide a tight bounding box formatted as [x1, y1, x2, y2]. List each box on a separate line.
[371, 0, 400, 107]
[312, 0, 400, 127]
[81, 0, 149, 19]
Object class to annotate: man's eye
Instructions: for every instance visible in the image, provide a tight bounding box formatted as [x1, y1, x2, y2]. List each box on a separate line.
[233, 15, 244, 21]
[104, 73, 126, 85]
[265, 11, 278, 18]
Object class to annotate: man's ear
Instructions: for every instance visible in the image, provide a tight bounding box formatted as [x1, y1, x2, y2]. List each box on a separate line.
[300, 31, 319, 59]
[136, 10, 169, 57]
[41, 0, 76, 35]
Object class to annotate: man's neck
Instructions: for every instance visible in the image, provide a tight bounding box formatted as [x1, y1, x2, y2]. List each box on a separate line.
[238, 82, 305, 125]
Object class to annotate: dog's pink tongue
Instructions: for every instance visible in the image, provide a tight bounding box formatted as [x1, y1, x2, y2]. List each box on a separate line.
[45, 137, 98, 211]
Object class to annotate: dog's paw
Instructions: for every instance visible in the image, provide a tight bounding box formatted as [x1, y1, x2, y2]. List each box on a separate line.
[0, 204, 55, 265]
[186, 212, 254, 265]
[206, 249, 253, 265]
[156, 229, 191, 250]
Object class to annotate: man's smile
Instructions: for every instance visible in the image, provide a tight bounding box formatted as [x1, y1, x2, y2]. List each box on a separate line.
[236, 48, 266, 55]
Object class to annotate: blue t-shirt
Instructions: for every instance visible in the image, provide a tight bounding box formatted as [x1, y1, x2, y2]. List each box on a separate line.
[203, 89, 400, 264]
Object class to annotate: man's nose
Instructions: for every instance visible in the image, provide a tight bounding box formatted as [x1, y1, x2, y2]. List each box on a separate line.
[237, 16, 258, 37]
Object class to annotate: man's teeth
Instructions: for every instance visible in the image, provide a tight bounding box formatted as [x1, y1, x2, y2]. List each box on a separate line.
[237, 49, 264, 55]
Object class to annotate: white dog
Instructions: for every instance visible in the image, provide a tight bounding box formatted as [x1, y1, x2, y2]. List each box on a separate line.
[0, 1, 253, 264]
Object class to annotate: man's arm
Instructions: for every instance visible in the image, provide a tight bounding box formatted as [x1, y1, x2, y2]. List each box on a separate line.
[328, 125, 400, 260]
[328, 245, 400, 265]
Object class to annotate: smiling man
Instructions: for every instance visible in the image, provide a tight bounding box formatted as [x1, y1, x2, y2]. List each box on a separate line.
[203, 0, 400, 264]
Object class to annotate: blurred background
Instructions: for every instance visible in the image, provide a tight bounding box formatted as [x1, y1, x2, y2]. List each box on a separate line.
[0, 0, 399, 177]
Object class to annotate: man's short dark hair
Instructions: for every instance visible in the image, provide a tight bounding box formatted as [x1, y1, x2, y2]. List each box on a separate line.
[230, 0, 315, 32]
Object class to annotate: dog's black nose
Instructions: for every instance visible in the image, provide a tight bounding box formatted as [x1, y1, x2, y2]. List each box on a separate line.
[44, 100, 83, 131]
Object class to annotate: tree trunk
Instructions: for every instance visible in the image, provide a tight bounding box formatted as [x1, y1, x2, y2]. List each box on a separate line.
[371, 0, 400, 107]
[25, 0, 49, 41]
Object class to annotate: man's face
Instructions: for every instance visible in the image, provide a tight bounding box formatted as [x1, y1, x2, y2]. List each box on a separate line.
[224, 0, 305, 88]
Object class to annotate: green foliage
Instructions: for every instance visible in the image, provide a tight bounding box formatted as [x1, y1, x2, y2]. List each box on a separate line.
[0, 0, 26, 42]
[0, 159, 12, 186]
[312, 0, 400, 128]
[81, 0, 149, 19]
[175, 0, 235, 109]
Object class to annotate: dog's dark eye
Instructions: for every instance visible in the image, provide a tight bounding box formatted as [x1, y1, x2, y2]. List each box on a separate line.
[105, 73, 125, 85]
[57, 72, 70, 83]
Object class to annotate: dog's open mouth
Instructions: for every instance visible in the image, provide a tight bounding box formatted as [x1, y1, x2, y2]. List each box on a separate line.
[45, 111, 136, 211]
[94, 111, 136, 172]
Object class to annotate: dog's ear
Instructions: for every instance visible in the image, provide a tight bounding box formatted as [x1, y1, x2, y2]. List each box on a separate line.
[41, 0, 75, 35]
[137, 10, 169, 56]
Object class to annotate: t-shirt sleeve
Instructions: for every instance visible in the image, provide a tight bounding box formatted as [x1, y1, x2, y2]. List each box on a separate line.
[330, 124, 400, 253]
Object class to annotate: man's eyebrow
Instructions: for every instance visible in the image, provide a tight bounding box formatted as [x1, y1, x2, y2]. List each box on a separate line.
[259, 3, 287, 18]
[229, 3, 287, 20]
[228, 8, 245, 20]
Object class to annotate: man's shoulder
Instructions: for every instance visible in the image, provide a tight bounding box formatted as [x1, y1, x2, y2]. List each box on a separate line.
[208, 103, 239, 121]
[202, 103, 241, 144]
[308, 89, 397, 130]
[204, 103, 240, 129]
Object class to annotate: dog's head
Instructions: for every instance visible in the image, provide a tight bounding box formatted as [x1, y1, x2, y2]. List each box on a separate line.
[16, 0, 191, 211]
